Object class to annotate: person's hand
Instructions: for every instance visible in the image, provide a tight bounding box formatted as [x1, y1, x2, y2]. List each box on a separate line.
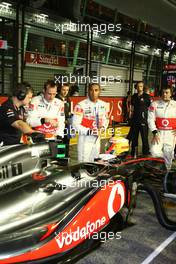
[44, 118, 58, 128]
[30, 132, 45, 143]
[151, 133, 160, 145]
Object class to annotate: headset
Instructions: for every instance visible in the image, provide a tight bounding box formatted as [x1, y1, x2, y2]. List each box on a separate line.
[13, 82, 32, 101]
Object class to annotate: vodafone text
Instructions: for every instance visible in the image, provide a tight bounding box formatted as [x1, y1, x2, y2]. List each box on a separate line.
[55, 217, 121, 248]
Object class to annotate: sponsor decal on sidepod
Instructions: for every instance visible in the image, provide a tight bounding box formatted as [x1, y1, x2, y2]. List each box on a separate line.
[55, 181, 125, 248]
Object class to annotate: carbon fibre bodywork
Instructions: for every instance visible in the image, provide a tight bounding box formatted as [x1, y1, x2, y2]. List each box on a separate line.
[0, 143, 174, 263]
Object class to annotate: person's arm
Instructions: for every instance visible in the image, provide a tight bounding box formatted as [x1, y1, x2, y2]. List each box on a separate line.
[148, 102, 160, 144]
[129, 94, 135, 118]
[11, 119, 34, 134]
[146, 94, 152, 107]
[72, 104, 89, 135]
[1, 104, 34, 135]
[27, 99, 60, 128]
[101, 102, 109, 129]
[55, 101, 65, 138]
[126, 96, 131, 113]
[26, 99, 44, 127]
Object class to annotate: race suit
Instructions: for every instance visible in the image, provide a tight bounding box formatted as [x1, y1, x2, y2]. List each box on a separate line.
[72, 98, 109, 162]
[148, 99, 176, 170]
[26, 94, 65, 139]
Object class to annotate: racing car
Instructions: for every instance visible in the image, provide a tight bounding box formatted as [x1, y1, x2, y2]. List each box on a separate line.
[0, 135, 176, 263]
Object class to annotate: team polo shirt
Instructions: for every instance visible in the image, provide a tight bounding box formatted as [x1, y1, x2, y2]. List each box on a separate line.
[0, 99, 25, 145]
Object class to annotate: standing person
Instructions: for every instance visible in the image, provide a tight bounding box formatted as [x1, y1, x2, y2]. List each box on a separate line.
[26, 80, 65, 140]
[57, 83, 71, 159]
[72, 83, 109, 162]
[144, 86, 150, 95]
[130, 81, 151, 156]
[70, 81, 79, 96]
[0, 82, 35, 145]
[148, 86, 176, 170]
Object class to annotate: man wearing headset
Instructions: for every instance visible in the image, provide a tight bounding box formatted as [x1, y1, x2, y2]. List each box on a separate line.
[26, 80, 65, 140]
[0, 82, 35, 145]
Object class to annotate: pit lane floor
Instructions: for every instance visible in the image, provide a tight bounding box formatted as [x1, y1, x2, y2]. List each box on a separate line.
[67, 141, 176, 264]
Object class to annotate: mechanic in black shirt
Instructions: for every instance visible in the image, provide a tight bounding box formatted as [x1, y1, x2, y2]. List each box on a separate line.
[130, 81, 151, 156]
[0, 82, 35, 145]
[57, 82, 71, 160]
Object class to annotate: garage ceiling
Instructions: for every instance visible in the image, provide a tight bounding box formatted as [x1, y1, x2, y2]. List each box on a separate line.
[94, 0, 176, 36]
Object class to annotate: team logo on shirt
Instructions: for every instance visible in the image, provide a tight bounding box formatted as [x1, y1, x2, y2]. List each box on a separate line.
[75, 105, 83, 115]
[6, 108, 15, 117]
[148, 105, 155, 112]
[162, 119, 169, 127]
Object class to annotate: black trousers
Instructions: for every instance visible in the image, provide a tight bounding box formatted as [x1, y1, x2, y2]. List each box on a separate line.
[131, 123, 149, 156]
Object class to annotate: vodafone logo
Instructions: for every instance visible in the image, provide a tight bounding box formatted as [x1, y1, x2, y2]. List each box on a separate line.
[92, 120, 96, 128]
[162, 119, 169, 127]
[44, 123, 52, 129]
[55, 217, 106, 248]
[108, 182, 125, 219]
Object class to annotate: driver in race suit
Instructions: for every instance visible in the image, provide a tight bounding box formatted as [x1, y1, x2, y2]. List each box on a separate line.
[148, 86, 176, 170]
[72, 83, 109, 162]
[26, 80, 65, 140]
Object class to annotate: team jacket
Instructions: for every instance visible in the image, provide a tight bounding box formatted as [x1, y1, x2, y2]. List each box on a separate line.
[72, 98, 109, 135]
[26, 94, 65, 138]
[148, 99, 176, 131]
[0, 99, 25, 145]
[131, 93, 151, 124]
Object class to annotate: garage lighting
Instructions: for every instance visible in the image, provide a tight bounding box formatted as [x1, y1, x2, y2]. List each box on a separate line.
[126, 41, 132, 47]
[140, 45, 150, 51]
[68, 22, 77, 31]
[173, 55, 176, 61]
[1, 2, 11, 7]
[34, 13, 48, 24]
[153, 48, 161, 55]
[164, 51, 169, 57]
[171, 42, 175, 49]
[93, 30, 99, 38]
[109, 36, 120, 44]
[0, 2, 12, 14]
[166, 40, 175, 49]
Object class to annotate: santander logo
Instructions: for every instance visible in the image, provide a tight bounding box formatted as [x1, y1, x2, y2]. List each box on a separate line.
[107, 182, 125, 218]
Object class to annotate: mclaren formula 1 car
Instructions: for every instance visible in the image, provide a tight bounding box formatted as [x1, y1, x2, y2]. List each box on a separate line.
[0, 136, 176, 263]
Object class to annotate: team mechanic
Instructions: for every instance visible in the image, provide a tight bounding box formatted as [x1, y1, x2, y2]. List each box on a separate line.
[148, 86, 176, 170]
[26, 80, 65, 140]
[0, 82, 35, 145]
[72, 83, 109, 162]
[57, 82, 71, 159]
[130, 81, 151, 157]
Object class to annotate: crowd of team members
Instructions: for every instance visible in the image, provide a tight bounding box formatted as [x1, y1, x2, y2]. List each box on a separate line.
[0, 79, 175, 170]
[127, 81, 176, 170]
[0, 81, 108, 163]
